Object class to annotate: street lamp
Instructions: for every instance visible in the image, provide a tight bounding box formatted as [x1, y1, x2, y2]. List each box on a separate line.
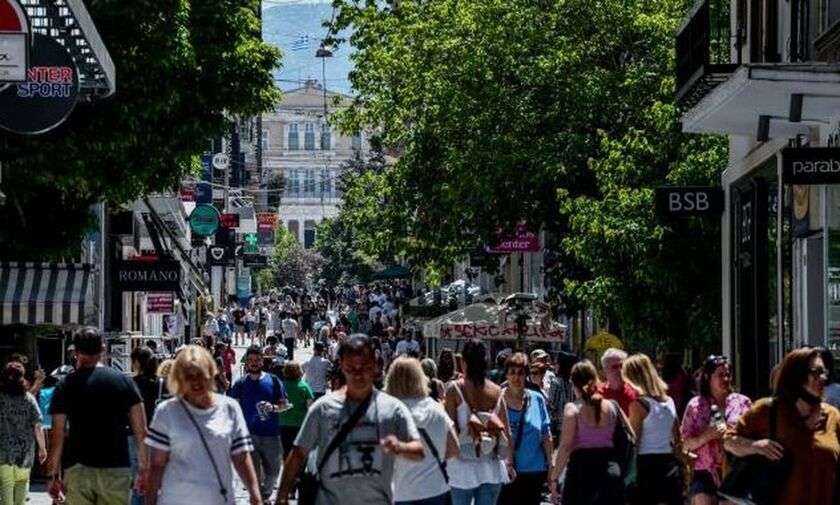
[315, 41, 335, 117]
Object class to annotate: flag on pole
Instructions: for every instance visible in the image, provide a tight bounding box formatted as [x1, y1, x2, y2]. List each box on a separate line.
[291, 34, 310, 51]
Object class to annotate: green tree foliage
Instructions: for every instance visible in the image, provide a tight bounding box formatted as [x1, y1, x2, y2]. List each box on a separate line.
[0, 0, 281, 259]
[264, 224, 323, 289]
[328, 0, 726, 349]
[315, 213, 375, 286]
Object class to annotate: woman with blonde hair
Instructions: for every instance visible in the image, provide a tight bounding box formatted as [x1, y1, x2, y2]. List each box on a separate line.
[622, 353, 684, 505]
[144, 345, 262, 505]
[549, 360, 626, 504]
[386, 357, 459, 505]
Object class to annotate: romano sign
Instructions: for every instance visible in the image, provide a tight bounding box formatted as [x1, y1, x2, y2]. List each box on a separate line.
[113, 261, 181, 292]
[782, 147, 840, 184]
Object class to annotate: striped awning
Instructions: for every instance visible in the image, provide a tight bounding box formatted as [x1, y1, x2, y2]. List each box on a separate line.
[0, 263, 93, 326]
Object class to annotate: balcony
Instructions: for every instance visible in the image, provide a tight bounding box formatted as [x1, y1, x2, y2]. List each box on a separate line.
[675, 0, 740, 109]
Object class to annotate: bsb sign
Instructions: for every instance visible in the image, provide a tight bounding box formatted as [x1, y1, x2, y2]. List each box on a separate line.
[782, 147, 840, 184]
[655, 187, 723, 217]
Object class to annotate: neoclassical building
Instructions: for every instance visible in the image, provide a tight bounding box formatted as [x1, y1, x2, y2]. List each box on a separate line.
[262, 80, 365, 248]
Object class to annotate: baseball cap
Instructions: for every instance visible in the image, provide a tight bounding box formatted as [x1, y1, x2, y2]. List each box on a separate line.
[530, 349, 550, 361]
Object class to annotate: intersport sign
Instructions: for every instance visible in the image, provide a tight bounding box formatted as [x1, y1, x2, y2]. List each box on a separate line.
[782, 147, 840, 185]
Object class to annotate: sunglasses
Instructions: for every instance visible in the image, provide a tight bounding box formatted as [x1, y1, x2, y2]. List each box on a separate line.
[809, 366, 829, 378]
[705, 355, 728, 367]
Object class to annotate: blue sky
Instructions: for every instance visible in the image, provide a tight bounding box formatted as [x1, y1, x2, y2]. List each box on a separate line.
[263, 0, 355, 94]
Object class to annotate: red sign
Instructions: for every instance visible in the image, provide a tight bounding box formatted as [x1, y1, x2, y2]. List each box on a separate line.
[147, 292, 175, 313]
[256, 212, 277, 232]
[439, 323, 565, 341]
[489, 225, 540, 253]
[0, 0, 28, 31]
[220, 213, 240, 229]
[179, 186, 195, 202]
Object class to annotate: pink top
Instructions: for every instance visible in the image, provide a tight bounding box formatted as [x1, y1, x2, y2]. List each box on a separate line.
[680, 393, 752, 484]
[572, 402, 617, 450]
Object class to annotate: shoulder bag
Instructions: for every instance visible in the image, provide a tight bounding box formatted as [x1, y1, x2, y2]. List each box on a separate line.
[419, 427, 453, 505]
[611, 399, 637, 487]
[512, 392, 529, 467]
[297, 393, 373, 505]
[179, 400, 230, 499]
[717, 398, 789, 505]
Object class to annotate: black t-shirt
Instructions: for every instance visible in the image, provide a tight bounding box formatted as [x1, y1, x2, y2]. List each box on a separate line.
[50, 366, 142, 468]
[133, 375, 168, 426]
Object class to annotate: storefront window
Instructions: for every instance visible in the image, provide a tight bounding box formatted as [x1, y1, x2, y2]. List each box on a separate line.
[826, 187, 840, 350]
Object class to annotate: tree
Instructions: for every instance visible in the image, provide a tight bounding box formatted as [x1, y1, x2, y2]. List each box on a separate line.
[328, 0, 726, 350]
[262, 224, 323, 289]
[315, 213, 375, 287]
[0, 0, 281, 259]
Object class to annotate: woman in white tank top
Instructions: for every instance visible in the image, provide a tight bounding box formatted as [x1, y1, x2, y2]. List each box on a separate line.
[622, 354, 685, 505]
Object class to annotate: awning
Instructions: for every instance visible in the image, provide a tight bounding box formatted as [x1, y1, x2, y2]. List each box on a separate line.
[681, 63, 840, 138]
[0, 263, 93, 325]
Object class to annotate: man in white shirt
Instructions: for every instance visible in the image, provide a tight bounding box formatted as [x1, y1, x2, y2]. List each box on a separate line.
[368, 303, 383, 322]
[395, 331, 421, 357]
[281, 313, 299, 361]
[303, 342, 332, 399]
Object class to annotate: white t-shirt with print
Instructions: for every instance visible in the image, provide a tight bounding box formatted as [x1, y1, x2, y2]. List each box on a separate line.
[145, 395, 252, 505]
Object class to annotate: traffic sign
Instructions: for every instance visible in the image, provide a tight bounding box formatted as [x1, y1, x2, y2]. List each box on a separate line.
[189, 204, 220, 236]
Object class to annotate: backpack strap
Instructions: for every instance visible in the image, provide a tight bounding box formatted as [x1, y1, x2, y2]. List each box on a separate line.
[316, 393, 373, 473]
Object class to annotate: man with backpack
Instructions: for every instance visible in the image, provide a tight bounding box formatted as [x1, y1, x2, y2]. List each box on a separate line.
[229, 345, 289, 503]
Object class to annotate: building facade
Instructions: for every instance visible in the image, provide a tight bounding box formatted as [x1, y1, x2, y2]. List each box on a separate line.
[677, 0, 840, 396]
[262, 80, 365, 248]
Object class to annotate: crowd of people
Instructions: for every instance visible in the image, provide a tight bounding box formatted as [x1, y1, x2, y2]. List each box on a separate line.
[3, 291, 840, 505]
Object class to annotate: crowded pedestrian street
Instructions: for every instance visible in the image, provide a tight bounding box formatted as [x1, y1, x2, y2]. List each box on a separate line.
[6, 0, 840, 504]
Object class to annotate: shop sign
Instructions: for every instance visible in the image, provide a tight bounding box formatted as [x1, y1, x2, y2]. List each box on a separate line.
[237, 275, 251, 302]
[258, 230, 274, 245]
[0, 0, 29, 83]
[439, 323, 565, 341]
[782, 147, 840, 184]
[196, 155, 212, 204]
[207, 245, 233, 266]
[189, 204, 220, 237]
[219, 213, 239, 229]
[147, 292, 175, 313]
[0, 33, 79, 134]
[489, 229, 540, 253]
[212, 153, 230, 170]
[179, 186, 195, 202]
[243, 254, 268, 267]
[114, 260, 181, 292]
[244, 233, 259, 253]
[257, 212, 277, 232]
[655, 187, 723, 216]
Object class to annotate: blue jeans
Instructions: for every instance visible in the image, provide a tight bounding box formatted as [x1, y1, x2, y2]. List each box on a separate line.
[451, 483, 503, 505]
[127, 436, 142, 505]
[397, 493, 449, 505]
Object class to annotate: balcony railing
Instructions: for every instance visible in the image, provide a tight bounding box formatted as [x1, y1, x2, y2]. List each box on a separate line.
[675, 0, 740, 109]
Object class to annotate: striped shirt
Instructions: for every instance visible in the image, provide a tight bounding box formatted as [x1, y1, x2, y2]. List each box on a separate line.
[145, 395, 252, 505]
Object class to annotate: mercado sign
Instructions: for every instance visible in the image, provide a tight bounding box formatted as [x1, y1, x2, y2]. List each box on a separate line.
[114, 261, 181, 292]
[0, 33, 79, 134]
[782, 147, 840, 185]
[439, 323, 565, 341]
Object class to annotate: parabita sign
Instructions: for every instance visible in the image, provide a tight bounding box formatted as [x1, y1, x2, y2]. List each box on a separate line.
[782, 147, 840, 185]
[113, 261, 181, 292]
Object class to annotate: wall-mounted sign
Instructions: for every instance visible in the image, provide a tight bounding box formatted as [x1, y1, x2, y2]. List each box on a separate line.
[0, 0, 29, 84]
[220, 213, 239, 229]
[655, 187, 724, 216]
[244, 233, 259, 253]
[147, 292, 175, 313]
[782, 147, 840, 184]
[237, 275, 251, 302]
[207, 244, 233, 266]
[114, 260, 181, 292]
[258, 230, 274, 246]
[189, 204, 220, 237]
[0, 33, 79, 134]
[489, 224, 540, 253]
[256, 212, 277, 232]
[212, 152, 230, 170]
[196, 155, 212, 204]
[179, 186, 195, 202]
[243, 254, 268, 267]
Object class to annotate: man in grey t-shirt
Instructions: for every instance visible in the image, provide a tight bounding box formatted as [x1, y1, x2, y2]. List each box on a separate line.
[276, 334, 423, 505]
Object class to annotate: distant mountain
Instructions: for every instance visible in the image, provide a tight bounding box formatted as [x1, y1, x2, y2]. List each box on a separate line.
[263, 2, 355, 95]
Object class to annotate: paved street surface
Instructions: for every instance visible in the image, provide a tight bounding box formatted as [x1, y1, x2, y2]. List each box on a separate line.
[27, 340, 314, 505]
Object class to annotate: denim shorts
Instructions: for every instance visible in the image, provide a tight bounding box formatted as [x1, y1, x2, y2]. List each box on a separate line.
[691, 470, 718, 496]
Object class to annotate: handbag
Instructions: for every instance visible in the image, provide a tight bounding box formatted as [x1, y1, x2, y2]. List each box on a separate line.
[717, 398, 789, 505]
[298, 393, 373, 505]
[179, 400, 229, 499]
[610, 400, 637, 487]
